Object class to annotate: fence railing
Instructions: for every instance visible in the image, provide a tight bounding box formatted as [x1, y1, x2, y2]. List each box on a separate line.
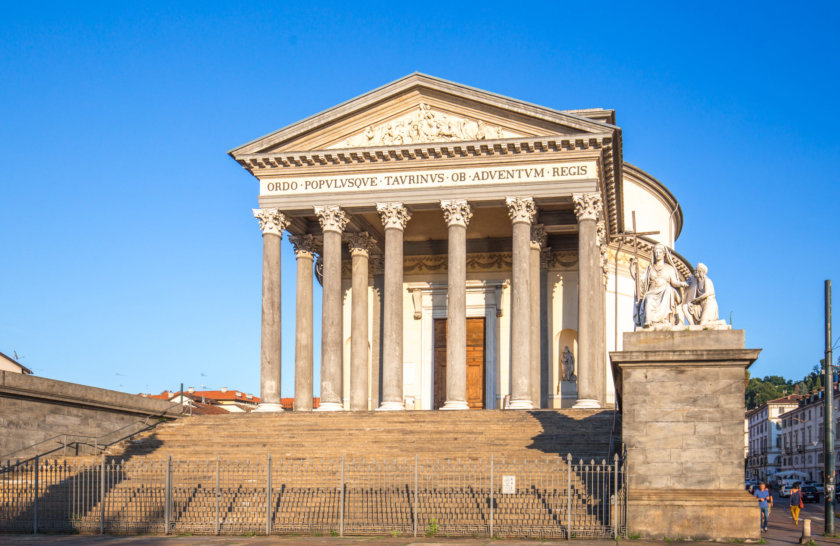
[0, 453, 626, 538]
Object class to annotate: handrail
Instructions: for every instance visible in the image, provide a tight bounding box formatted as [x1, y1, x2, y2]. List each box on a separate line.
[1, 399, 184, 466]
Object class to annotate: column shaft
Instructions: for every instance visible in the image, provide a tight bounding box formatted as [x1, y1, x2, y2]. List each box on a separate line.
[252, 208, 288, 413]
[349, 235, 371, 411]
[319, 229, 343, 410]
[506, 197, 535, 410]
[291, 236, 315, 411]
[573, 193, 603, 409]
[443, 223, 468, 409]
[377, 203, 410, 411]
[259, 233, 283, 408]
[380, 227, 404, 409]
[529, 242, 541, 407]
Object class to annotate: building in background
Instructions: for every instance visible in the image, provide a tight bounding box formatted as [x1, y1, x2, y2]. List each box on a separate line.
[779, 387, 840, 483]
[746, 394, 801, 481]
[0, 351, 32, 375]
[141, 388, 321, 413]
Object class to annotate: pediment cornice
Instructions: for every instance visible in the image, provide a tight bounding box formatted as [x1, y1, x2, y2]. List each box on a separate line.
[228, 73, 624, 238]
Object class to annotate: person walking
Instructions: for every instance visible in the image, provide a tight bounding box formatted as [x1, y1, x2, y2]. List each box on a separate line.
[790, 482, 803, 526]
[754, 482, 772, 532]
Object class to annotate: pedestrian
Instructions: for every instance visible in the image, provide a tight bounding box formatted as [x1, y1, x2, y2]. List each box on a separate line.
[754, 482, 772, 532]
[790, 482, 803, 526]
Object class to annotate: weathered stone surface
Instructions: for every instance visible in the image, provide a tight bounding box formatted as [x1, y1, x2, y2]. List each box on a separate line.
[610, 329, 760, 540]
[622, 329, 744, 351]
[0, 371, 181, 459]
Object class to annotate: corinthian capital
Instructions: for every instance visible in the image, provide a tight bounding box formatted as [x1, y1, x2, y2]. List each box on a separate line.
[530, 224, 547, 250]
[253, 208, 289, 237]
[376, 202, 412, 230]
[572, 193, 602, 222]
[440, 199, 473, 228]
[505, 197, 536, 225]
[314, 205, 349, 233]
[345, 232, 374, 257]
[289, 234, 318, 259]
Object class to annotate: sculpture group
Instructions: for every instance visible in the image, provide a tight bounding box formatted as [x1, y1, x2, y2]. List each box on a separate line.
[631, 243, 726, 330]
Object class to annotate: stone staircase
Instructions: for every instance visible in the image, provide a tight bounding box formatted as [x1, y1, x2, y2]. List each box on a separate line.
[1, 409, 623, 537]
[114, 409, 617, 462]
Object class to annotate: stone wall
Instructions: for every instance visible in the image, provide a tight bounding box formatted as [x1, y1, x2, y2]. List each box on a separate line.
[610, 330, 760, 540]
[0, 372, 182, 461]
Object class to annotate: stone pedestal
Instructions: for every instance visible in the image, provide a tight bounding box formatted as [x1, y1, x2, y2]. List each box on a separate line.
[559, 381, 577, 408]
[610, 330, 760, 541]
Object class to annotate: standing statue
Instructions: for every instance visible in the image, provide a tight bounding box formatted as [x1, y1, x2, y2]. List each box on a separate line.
[631, 243, 688, 329]
[682, 263, 719, 325]
[562, 346, 576, 382]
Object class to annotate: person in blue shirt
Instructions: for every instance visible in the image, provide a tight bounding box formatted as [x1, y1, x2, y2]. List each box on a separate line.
[754, 482, 772, 532]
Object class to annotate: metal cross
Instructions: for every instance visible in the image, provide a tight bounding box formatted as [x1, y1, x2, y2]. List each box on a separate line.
[619, 211, 660, 300]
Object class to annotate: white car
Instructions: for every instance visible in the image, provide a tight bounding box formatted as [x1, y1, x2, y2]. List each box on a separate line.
[779, 482, 792, 498]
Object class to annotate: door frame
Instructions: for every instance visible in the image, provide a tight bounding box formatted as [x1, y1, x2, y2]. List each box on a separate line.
[410, 281, 502, 410]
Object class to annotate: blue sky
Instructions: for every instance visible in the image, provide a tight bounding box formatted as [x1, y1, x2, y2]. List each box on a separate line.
[1, 2, 838, 396]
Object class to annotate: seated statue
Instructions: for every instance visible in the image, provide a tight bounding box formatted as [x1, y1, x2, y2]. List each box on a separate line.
[682, 263, 719, 325]
[633, 244, 688, 329]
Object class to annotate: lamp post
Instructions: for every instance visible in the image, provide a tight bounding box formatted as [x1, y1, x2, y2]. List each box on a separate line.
[824, 280, 835, 535]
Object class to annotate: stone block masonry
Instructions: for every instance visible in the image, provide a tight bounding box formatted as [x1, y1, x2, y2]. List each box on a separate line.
[0, 372, 182, 460]
[610, 330, 761, 541]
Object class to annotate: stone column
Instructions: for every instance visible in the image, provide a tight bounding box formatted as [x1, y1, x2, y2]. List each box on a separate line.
[572, 193, 603, 409]
[505, 197, 536, 410]
[440, 200, 473, 410]
[314, 205, 349, 411]
[529, 224, 546, 408]
[289, 234, 317, 411]
[252, 208, 289, 412]
[347, 232, 373, 411]
[376, 202, 411, 411]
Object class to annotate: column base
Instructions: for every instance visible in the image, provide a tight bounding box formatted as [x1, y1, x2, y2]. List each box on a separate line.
[252, 403, 284, 413]
[508, 398, 535, 410]
[440, 400, 469, 410]
[573, 398, 601, 409]
[376, 400, 405, 411]
[314, 401, 344, 412]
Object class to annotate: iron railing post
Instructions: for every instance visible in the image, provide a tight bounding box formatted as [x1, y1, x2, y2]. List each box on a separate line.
[339, 454, 345, 537]
[33, 456, 39, 535]
[613, 453, 619, 538]
[566, 453, 572, 540]
[489, 454, 494, 538]
[215, 455, 220, 536]
[164, 455, 172, 534]
[413, 454, 418, 537]
[266, 454, 272, 536]
[99, 454, 105, 535]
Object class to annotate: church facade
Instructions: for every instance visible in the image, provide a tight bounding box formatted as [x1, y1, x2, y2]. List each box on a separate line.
[229, 73, 689, 412]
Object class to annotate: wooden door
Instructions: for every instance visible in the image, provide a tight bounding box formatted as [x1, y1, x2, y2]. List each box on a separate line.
[433, 317, 486, 409]
[466, 317, 486, 409]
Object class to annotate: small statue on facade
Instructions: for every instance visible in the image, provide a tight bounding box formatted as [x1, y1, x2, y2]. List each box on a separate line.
[631, 243, 689, 329]
[681, 262, 720, 326]
[562, 346, 576, 382]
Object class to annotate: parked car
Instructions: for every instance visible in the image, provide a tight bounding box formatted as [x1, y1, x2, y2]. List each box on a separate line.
[802, 485, 820, 503]
[745, 480, 758, 493]
[779, 481, 794, 498]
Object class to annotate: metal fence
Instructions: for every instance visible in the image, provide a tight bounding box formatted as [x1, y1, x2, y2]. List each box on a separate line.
[0, 454, 626, 538]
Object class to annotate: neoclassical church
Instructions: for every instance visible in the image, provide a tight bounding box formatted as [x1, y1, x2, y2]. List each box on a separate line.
[228, 73, 689, 412]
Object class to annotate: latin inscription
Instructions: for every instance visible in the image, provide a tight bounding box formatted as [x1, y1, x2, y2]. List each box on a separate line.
[260, 161, 597, 196]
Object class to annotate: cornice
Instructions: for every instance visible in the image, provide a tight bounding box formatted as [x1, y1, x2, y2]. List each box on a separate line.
[233, 134, 613, 170]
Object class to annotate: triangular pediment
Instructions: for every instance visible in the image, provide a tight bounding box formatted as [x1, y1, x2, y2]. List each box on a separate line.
[229, 73, 616, 155]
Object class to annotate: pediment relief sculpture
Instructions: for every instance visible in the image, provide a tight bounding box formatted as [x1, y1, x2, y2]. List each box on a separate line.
[332, 103, 521, 148]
